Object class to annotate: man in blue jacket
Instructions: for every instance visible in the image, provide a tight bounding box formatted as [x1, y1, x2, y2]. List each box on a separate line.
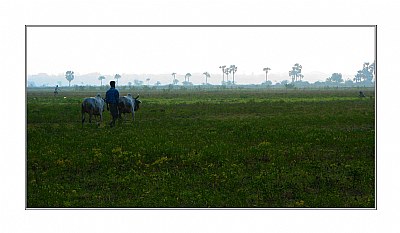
[105, 81, 120, 127]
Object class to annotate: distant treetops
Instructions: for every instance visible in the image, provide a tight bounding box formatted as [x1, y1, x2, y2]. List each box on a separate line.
[64, 61, 375, 87]
[65, 71, 74, 87]
[326, 62, 375, 85]
[353, 62, 375, 84]
[219, 65, 237, 85]
[289, 63, 304, 83]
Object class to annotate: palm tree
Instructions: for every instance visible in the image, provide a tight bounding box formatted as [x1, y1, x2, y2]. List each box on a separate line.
[354, 70, 363, 83]
[369, 62, 375, 82]
[369, 62, 375, 74]
[171, 73, 177, 85]
[289, 63, 302, 82]
[353, 62, 375, 84]
[65, 71, 74, 87]
[98, 75, 105, 86]
[293, 63, 302, 81]
[182, 73, 193, 86]
[114, 74, 121, 85]
[289, 68, 296, 83]
[230, 65, 237, 84]
[203, 72, 211, 84]
[185, 73, 192, 83]
[362, 62, 374, 83]
[263, 67, 271, 83]
[219, 65, 226, 84]
[224, 68, 230, 83]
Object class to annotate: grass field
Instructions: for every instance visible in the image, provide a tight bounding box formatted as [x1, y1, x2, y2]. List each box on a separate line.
[26, 88, 375, 208]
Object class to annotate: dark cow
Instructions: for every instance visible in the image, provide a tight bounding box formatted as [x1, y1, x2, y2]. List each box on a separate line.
[118, 94, 141, 122]
[81, 94, 106, 126]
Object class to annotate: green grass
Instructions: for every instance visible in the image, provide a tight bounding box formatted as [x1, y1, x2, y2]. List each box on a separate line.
[27, 88, 375, 208]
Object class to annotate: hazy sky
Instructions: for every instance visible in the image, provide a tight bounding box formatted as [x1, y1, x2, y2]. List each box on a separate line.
[27, 26, 375, 80]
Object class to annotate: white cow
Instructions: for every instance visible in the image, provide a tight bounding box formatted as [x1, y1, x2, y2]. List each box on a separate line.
[81, 94, 106, 126]
[118, 94, 141, 122]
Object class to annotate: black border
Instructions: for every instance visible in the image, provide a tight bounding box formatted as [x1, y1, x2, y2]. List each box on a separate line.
[25, 25, 377, 210]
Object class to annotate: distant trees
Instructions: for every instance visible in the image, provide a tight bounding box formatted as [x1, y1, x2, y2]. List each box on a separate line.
[345, 79, 354, 86]
[280, 80, 289, 86]
[203, 72, 211, 84]
[220, 65, 237, 85]
[284, 82, 295, 89]
[229, 65, 237, 84]
[288, 63, 303, 83]
[263, 67, 271, 84]
[183, 73, 193, 86]
[363, 62, 375, 83]
[326, 73, 343, 83]
[354, 62, 375, 84]
[262, 80, 272, 86]
[354, 71, 363, 83]
[65, 71, 74, 87]
[54, 61, 376, 88]
[114, 74, 121, 85]
[224, 68, 230, 83]
[98, 75, 105, 86]
[171, 73, 178, 85]
[134, 79, 143, 86]
[185, 73, 191, 82]
[219, 65, 226, 84]
[289, 68, 296, 82]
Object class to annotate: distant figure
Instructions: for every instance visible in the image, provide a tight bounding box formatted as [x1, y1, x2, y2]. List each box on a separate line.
[359, 91, 366, 98]
[105, 81, 120, 127]
[54, 85, 59, 96]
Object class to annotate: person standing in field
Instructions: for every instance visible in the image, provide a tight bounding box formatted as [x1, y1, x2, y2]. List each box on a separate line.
[54, 85, 59, 96]
[105, 81, 120, 127]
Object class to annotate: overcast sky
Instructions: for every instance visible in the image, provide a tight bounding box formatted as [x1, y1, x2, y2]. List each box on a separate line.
[27, 26, 375, 81]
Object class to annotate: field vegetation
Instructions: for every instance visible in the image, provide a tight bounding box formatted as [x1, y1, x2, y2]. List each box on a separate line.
[27, 88, 375, 208]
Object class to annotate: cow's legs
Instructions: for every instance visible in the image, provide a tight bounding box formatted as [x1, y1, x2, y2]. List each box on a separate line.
[98, 113, 103, 126]
[89, 110, 93, 123]
[82, 112, 85, 127]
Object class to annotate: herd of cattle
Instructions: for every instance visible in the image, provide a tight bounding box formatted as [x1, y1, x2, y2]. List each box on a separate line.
[81, 93, 141, 126]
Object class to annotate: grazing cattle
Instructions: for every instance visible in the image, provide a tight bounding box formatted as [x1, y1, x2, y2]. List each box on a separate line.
[81, 94, 106, 126]
[359, 91, 366, 97]
[118, 94, 141, 122]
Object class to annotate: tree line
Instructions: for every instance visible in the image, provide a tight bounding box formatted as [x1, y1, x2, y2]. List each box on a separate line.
[62, 61, 375, 88]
